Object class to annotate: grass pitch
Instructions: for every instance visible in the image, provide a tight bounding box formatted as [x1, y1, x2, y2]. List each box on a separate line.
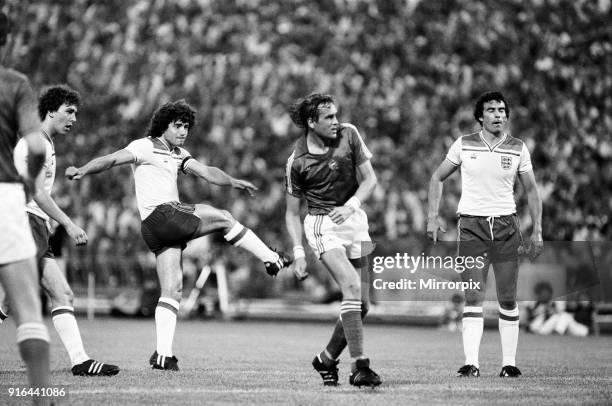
[1, 317, 611, 405]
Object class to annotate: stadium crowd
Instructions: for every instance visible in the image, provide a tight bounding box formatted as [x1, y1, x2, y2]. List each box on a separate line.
[3, 0, 610, 292]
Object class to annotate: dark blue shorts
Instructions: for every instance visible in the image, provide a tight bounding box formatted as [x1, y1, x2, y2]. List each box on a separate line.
[141, 202, 200, 254]
[28, 213, 54, 261]
[457, 214, 522, 262]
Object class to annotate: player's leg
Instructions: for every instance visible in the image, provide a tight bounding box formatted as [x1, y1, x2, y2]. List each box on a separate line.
[493, 260, 522, 377]
[193, 203, 290, 275]
[149, 246, 182, 371]
[0, 259, 50, 392]
[321, 249, 380, 387]
[41, 257, 119, 376]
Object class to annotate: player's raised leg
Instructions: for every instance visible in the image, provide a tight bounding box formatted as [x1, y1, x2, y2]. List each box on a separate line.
[493, 260, 522, 377]
[193, 203, 291, 276]
[41, 257, 120, 376]
[149, 246, 182, 371]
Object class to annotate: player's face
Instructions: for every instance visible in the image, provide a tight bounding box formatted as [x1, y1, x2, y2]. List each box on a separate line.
[51, 103, 78, 136]
[480, 100, 508, 136]
[309, 103, 339, 140]
[162, 120, 189, 147]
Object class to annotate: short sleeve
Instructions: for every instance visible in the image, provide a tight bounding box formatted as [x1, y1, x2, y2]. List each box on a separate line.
[518, 143, 533, 174]
[124, 139, 151, 164]
[345, 123, 372, 166]
[285, 152, 302, 197]
[177, 147, 194, 173]
[12, 138, 28, 176]
[445, 137, 462, 166]
[15, 78, 40, 137]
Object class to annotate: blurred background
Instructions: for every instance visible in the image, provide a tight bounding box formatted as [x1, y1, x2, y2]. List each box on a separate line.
[2, 0, 610, 330]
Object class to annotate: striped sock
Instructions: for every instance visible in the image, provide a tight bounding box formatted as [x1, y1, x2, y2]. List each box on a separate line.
[340, 300, 364, 360]
[224, 222, 278, 263]
[156, 297, 179, 356]
[0, 306, 7, 324]
[325, 303, 369, 360]
[16, 322, 50, 388]
[499, 306, 520, 367]
[51, 306, 89, 365]
[462, 306, 484, 368]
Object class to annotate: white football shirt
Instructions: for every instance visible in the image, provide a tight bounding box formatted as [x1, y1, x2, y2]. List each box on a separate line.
[13, 131, 55, 222]
[446, 131, 532, 216]
[124, 137, 194, 220]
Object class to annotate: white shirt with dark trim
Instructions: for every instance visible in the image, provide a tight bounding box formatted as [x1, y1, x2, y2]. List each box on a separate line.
[124, 137, 194, 220]
[13, 131, 55, 222]
[445, 131, 532, 216]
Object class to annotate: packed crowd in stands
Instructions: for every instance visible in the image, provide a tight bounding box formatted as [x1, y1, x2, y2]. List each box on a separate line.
[4, 0, 610, 292]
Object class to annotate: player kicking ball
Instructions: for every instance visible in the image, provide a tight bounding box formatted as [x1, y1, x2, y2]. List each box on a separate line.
[427, 91, 543, 378]
[285, 93, 381, 387]
[65, 100, 291, 371]
[4, 84, 120, 376]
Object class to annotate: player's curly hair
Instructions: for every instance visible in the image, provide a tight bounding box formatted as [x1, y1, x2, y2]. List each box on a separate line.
[146, 100, 196, 138]
[289, 93, 335, 131]
[473, 91, 510, 125]
[38, 84, 81, 120]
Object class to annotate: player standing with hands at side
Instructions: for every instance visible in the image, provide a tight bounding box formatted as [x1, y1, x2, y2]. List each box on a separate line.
[285, 93, 381, 387]
[427, 91, 543, 378]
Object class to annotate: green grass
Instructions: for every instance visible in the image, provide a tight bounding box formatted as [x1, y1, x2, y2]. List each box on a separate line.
[1, 318, 611, 405]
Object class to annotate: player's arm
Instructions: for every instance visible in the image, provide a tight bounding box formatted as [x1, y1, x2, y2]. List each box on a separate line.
[65, 149, 135, 180]
[518, 170, 543, 259]
[427, 159, 459, 242]
[31, 171, 87, 246]
[285, 193, 308, 280]
[329, 160, 377, 225]
[184, 160, 258, 196]
[22, 131, 46, 182]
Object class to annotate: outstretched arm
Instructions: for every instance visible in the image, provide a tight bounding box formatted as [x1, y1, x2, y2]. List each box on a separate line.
[65, 149, 135, 180]
[184, 160, 258, 196]
[285, 194, 308, 280]
[427, 159, 458, 243]
[519, 170, 543, 259]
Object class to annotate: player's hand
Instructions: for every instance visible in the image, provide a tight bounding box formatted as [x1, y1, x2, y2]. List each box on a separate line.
[65, 166, 83, 180]
[230, 179, 258, 197]
[525, 233, 544, 260]
[329, 206, 354, 225]
[427, 215, 446, 243]
[66, 223, 88, 246]
[291, 257, 309, 281]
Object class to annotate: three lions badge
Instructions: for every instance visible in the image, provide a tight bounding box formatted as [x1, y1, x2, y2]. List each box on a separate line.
[500, 155, 512, 170]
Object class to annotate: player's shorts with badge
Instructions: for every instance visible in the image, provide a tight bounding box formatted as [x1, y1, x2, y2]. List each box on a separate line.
[27, 213, 54, 262]
[0, 183, 37, 264]
[304, 207, 373, 259]
[141, 201, 200, 254]
[457, 214, 522, 262]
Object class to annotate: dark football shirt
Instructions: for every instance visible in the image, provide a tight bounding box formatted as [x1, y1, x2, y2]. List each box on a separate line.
[285, 123, 373, 215]
[0, 66, 39, 183]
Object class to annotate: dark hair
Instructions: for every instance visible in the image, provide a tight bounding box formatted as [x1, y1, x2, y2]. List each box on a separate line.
[473, 91, 510, 125]
[38, 84, 81, 120]
[146, 100, 196, 138]
[534, 281, 553, 296]
[0, 12, 10, 47]
[288, 93, 335, 131]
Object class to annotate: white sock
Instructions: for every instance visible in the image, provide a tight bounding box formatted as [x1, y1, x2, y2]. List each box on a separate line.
[156, 297, 179, 356]
[499, 306, 519, 367]
[462, 306, 484, 368]
[224, 222, 278, 263]
[51, 306, 89, 365]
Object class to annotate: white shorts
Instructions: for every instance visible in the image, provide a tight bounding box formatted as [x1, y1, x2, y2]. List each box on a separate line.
[0, 183, 36, 265]
[304, 208, 373, 259]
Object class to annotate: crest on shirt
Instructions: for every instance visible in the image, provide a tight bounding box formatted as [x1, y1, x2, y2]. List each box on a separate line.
[470, 153, 477, 160]
[500, 155, 512, 170]
[328, 159, 339, 170]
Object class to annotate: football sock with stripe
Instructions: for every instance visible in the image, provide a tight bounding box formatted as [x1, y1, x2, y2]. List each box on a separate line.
[51, 306, 89, 365]
[340, 300, 364, 363]
[224, 222, 279, 263]
[16, 322, 50, 389]
[499, 306, 519, 366]
[462, 306, 484, 368]
[0, 306, 7, 324]
[156, 297, 179, 356]
[325, 302, 369, 360]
